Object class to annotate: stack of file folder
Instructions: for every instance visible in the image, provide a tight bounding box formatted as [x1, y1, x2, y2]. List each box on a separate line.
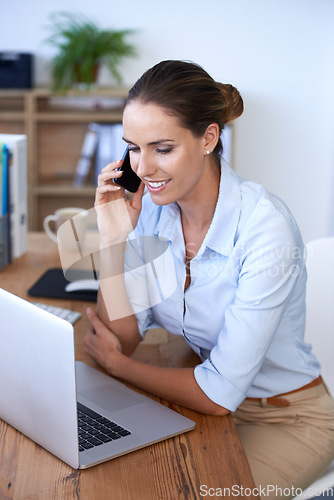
[0, 134, 27, 270]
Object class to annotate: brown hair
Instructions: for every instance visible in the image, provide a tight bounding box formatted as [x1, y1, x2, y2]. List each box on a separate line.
[125, 60, 243, 162]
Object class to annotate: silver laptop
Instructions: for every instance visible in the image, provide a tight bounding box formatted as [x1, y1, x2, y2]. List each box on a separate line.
[0, 288, 195, 469]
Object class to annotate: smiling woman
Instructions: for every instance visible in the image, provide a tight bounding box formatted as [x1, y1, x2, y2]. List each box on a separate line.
[84, 60, 334, 500]
[122, 100, 220, 208]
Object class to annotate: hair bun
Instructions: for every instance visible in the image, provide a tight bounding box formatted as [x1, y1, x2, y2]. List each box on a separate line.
[217, 83, 244, 124]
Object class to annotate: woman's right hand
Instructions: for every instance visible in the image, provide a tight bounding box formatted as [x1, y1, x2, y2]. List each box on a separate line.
[95, 160, 145, 245]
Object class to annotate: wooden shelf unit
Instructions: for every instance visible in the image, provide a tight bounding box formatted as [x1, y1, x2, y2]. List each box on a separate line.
[0, 88, 128, 230]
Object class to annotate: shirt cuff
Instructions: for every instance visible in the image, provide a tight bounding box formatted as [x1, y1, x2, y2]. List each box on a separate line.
[194, 361, 246, 412]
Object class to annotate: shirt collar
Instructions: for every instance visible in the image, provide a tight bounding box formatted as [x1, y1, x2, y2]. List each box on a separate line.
[154, 159, 241, 257]
[203, 159, 241, 256]
[154, 201, 181, 242]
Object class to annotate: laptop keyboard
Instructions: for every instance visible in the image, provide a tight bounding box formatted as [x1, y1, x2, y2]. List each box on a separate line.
[77, 402, 131, 452]
[32, 302, 82, 325]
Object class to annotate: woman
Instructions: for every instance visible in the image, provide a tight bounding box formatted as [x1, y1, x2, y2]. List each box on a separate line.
[84, 60, 334, 497]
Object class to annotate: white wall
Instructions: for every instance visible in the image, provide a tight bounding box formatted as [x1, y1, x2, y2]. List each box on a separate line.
[1, 0, 334, 242]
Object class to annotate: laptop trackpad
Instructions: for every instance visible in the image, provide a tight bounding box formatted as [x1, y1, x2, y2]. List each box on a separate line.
[79, 384, 142, 413]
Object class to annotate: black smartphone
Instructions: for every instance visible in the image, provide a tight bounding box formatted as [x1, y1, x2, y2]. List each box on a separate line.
[113, 145, 141, 193]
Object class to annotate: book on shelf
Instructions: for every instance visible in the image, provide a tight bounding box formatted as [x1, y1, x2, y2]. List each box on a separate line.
[0, 143, 10, 270]
[0, 134, 27, 270]
[73, 123, 99, 187]
[73, 122, 125, 187]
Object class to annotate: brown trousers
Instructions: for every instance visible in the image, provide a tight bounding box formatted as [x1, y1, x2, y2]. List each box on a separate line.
[233, 382, 334, 499]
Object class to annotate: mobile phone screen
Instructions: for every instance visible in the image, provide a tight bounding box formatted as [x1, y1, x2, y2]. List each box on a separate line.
[114, 146, 141, 193]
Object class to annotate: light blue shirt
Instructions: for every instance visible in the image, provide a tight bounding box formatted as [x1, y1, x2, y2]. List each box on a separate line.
[125, 159, 320, 412]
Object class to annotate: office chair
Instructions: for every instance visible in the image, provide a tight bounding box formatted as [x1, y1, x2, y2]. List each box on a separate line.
[294, 237, 334, 499]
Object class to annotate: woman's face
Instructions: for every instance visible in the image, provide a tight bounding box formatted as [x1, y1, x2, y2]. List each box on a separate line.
[122, 101, 214, 206]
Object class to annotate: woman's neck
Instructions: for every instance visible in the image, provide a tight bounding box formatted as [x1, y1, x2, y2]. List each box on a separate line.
[178, 160, 220, 233]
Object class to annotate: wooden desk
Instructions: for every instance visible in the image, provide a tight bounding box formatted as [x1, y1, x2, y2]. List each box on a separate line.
[0, 233, 258, 500]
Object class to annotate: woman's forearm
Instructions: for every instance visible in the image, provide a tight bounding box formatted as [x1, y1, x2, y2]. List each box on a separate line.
[97, 241, 141, 355]
[109, 353, 229, 416]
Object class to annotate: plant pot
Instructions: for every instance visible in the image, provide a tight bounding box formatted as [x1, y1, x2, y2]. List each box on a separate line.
[73, 62, 99, 89]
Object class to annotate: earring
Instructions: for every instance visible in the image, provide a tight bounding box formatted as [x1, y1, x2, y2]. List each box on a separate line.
[206, 150, 210, 155]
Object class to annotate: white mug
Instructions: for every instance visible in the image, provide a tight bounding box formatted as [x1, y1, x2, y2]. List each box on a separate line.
[43, 207, 88, 248]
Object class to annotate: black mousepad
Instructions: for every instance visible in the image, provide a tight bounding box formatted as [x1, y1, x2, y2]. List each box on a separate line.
[28, 268, 97, 302]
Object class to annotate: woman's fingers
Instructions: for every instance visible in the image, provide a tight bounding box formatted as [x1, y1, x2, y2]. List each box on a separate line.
[101, 160, 121, 174]
[97, 160, 123, 187]
[84, 308, 123, 372]
[95, 160, 126, 206]
[94, 158, 143, 233]
[86, 307, 104, 330]
[97, 184, 122, 194]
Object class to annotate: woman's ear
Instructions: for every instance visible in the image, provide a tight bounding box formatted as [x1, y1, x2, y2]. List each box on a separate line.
[203, 123, 220, 155]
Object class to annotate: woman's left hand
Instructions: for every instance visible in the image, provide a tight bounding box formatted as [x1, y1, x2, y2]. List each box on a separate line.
[84, 308, 123, 374]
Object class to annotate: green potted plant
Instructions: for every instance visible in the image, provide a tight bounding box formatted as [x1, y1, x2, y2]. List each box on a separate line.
[46, 12, 136, 91]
